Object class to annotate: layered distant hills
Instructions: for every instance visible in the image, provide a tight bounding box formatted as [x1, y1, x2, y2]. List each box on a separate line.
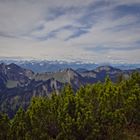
[0, 63, 139, 117]
[0, 59, 140, 72]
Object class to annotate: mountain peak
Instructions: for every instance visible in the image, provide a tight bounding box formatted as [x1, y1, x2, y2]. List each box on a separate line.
[8, 63, 21, 69]
[95, 65, 120, 72]
[63, 68, 75, 72]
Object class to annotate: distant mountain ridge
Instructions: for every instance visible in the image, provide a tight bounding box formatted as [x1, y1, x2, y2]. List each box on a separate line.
[0, 63, 140, 90]
[0, 59, 140, 72]
[0, 63, 140, 117]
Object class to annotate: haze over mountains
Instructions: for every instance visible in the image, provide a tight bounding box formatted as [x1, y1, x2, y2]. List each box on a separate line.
[0, 59, 140, 73]
[0, 62, 139, 117]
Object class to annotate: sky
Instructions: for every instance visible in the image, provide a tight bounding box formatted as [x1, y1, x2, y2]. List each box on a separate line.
[0, 0, 140, 63]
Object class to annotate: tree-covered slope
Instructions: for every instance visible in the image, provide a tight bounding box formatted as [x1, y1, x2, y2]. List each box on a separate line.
[0, 63, 139, 117]
[0, 72, 140, 140]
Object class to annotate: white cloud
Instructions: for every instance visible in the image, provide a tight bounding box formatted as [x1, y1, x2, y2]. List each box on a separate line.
[0, 0, 140, 63]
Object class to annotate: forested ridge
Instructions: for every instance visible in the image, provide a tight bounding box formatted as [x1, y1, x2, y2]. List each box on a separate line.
[0, 72, 140, 140]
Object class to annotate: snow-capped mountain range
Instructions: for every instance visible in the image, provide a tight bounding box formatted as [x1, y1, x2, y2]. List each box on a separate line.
[0, 58, 140, 73]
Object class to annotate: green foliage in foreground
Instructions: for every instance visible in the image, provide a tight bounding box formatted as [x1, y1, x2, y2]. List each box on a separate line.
[0, 72, 140, 140]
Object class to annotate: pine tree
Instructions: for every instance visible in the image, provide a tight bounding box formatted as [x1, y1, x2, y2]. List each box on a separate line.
[0, 113, 10, 140]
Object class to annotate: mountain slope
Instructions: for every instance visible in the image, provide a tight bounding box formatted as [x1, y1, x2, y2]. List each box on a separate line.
[0, 63, 139, 117]
[0, 63, 34, 89]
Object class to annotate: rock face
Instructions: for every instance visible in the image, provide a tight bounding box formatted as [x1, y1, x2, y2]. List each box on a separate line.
[0, 63, 139, 91]
[0, 63, 34, 89]
[0, 63, 139, 117]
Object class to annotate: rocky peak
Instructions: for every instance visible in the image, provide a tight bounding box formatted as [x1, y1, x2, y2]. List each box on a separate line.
[95, 66, 120, 72]
[7, 63, 21, 69]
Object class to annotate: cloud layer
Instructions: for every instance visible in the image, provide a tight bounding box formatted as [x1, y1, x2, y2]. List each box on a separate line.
[0, 0, 140, 63]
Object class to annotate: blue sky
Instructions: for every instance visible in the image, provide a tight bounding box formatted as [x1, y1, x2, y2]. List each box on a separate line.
[0, 0, 140, 63]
